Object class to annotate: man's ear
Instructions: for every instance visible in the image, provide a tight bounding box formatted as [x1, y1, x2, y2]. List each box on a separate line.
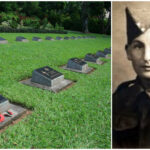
[125, 44, 132, 60]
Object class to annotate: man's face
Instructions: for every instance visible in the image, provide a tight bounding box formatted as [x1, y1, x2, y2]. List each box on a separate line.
[126, 29, 150, 79]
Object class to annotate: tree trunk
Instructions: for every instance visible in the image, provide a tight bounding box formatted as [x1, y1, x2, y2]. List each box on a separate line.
[81, 2, 89, 33]
[104, 11, 111, 34]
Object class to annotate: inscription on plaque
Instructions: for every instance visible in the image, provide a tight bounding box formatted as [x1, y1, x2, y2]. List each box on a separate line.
[31, 66, 64, 86]
[67, 58, 88, 71]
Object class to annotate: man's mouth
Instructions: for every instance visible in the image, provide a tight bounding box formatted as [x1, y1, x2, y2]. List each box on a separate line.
[142, 65, 150, 71]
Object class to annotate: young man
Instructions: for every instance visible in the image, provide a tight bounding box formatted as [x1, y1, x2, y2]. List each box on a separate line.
[113, 7, 150, 148]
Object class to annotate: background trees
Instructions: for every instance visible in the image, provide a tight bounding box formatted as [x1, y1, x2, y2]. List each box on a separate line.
[0, 2, 111, 34]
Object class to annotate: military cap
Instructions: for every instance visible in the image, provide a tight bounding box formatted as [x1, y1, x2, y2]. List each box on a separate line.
[126, 6, 150, 45]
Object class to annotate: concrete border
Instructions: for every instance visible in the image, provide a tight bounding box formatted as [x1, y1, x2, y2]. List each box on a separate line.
[20, 78, 73, 93]
[61, 65, 94, 74]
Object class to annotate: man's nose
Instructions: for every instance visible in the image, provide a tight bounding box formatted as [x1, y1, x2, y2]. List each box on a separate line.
[144, 46, 150, 61]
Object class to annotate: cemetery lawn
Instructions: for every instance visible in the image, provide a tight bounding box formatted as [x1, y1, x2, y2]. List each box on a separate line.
[0, 33, 111, 148]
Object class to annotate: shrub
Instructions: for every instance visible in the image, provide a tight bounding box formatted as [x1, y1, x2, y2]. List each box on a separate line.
[0, 27, 67, 33]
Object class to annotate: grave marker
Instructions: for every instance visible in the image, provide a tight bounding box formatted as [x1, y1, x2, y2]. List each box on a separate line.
[64, 37, 70, 40]
[96, 50, 106, 58]
[0, 95, 26, 129]
[31, 66, 64, 87]
[56, 37, 63, 40]
[104, 48, 111, 55]
[77, 36, 81, 39]
[45, 36, 54, 41]
[61, 58, 93, 73]
[84, 53, 103, 64]
[0, 95, 10, 113]
[16, 36, 28, 42]
[0, 37, 8, 44]
[67, 58, 88, 71]
[70, 36, 76, 39]
[21, 66, 73, 93]
[32, 37, 42, 41]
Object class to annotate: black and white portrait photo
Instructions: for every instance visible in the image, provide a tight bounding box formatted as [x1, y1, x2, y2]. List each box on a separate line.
[113, 2, 150, 148]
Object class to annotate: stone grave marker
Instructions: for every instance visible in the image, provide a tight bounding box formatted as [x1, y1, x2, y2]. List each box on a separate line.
[32, 37, 42, 41]
[0, 37, 8, 44]
[70, 36, 76, 39]
[45, 36, 54, 41]
[96, 50, 106, 58]
[0, 95, 26, 129]
[84, 53, 103, 65]
[0, 95, 10, 113]
[104, 48, 111, 55]
[16, 36, 28, 42]
[61, 58, 93, 74]
[77, 36, 81, 39]
[67, 58, 87, 71]
[20, 66, 73, 93]
[31, 66, 64, 87]
[56, 37, 63, 40]
[64, 37, 70, 40]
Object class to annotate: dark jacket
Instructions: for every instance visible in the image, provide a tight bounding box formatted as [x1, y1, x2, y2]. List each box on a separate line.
[113, 77, 150, 148]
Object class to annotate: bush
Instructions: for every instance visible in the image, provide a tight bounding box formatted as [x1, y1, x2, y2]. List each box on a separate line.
[0, 12, 19, 23]
[0, 27, 67, 33]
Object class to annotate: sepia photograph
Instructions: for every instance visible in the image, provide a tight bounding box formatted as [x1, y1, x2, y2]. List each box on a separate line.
[113, 1, 150, 148]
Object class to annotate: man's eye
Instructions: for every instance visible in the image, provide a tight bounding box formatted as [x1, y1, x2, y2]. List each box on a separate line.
[132, 42, 144, 49]
[133, 44, 143, 49]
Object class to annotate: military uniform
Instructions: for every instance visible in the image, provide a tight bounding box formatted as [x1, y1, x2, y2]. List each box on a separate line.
[113, 77, 150, 148]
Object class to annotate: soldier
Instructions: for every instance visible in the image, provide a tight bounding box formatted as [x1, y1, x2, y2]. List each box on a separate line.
[113, 6, 150, 148]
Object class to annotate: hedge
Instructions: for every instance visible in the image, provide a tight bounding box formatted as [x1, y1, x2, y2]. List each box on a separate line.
[0, 27, 67, 34]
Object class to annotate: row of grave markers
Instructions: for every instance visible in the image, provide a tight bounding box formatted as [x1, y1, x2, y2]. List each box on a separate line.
[0, 48, 111, 129]
[0, 33, 110, 129]
[0, 36, 96, 43]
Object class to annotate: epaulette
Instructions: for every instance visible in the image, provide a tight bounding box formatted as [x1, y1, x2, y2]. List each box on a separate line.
[116, 79, 137, 92]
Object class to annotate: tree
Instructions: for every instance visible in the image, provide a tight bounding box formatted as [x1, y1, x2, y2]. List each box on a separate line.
[81, 2, 89, 33]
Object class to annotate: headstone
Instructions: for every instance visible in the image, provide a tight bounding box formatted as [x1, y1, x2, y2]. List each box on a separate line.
[45, 36, 54, 41]
[20, 66, 73, 93]
[84, 53, 103, 64]
[96, 50, 106, 58]
[64, 37, 70, 40]
[0, 37, 8, 44]
[0, 95, 26, 129]
[16, 36, 28, 42]
[32, 37, 42, 41]
[104, 48, 111, 55]
[67, 58, 88, 72]
[77, 36, 81, 39]
[92, 36, 96, 38]
[56, 37, 63, 40]
[70, 36, 76, 39]
[0, 95, 10, 113]
[31, 66, 64, 87]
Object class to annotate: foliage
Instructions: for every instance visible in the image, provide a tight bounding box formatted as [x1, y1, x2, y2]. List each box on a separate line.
[0, 27, 67, 33]
[0, 2, 111, 34]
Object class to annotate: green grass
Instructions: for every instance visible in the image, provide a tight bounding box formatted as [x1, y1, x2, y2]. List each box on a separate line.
[0, 33, 111, 148]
